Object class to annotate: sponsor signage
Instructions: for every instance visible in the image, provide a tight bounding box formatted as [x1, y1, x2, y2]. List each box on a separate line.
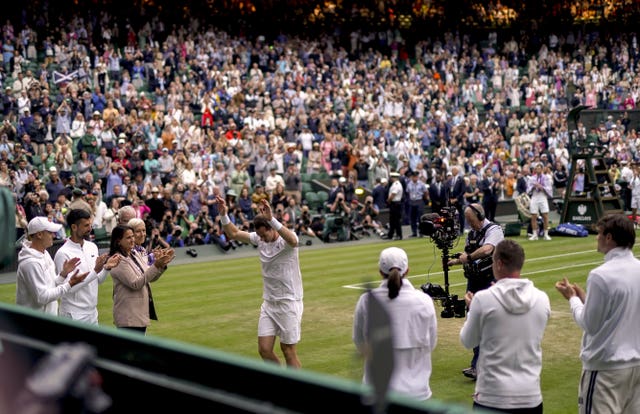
[566, 201, 596, 224]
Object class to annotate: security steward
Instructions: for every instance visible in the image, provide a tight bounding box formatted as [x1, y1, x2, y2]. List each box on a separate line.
[447, 203, 504, 380]
[384, 171, 404, 240]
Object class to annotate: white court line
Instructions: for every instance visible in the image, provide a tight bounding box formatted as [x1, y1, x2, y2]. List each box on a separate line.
[343, 249, 599, 290]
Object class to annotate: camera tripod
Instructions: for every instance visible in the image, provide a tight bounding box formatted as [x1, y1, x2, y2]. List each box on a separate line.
[421, 241, 466, 318]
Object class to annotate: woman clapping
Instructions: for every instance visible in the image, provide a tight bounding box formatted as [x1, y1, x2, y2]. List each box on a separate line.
[109, 225, 175, 334]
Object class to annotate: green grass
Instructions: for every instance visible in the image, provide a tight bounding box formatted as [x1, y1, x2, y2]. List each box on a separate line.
[0, 234, 611, 412]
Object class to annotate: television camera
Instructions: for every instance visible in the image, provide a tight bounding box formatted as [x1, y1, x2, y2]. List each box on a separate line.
[418, 207, 466, 318]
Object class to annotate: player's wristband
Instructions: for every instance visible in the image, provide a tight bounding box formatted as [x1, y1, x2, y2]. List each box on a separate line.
[220, 215, 231, 225]
[270, 217, 283, 231]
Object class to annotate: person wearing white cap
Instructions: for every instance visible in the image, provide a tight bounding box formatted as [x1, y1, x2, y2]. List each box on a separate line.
[16, 217, 89, 314]
[88, 110, 104, 138]
[353, 247, 437, 401]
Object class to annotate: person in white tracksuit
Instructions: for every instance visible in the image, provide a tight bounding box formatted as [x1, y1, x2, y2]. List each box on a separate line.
[16, 216, 88, 314]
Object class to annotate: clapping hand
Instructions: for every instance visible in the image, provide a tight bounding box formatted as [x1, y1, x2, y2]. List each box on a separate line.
[94, 253, 109, 273]
[555, 278, 586, 303]
[154, 248, 176, 269]
[68, 270, 89, 287]
[555, 278, 576, 300]
[104, 254, 121, 271]
[61, 257, 82, 278]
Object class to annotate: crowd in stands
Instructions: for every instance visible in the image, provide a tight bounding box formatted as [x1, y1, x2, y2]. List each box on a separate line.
[4, 8, 640, 250]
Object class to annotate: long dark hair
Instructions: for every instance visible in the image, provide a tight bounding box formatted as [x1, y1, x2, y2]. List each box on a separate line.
[109, 225, 132, 256]
[387, 269, 402, 299]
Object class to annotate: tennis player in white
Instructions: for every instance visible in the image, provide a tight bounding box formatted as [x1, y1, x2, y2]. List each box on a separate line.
[216, 196, 303, 368]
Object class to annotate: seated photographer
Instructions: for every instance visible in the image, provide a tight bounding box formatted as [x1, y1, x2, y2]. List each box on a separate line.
[358, 195, 385, 237]
[171, 206, 193, 237]
[295, 205, 316, 238]
[186, 207, 215, 246]
[322, 192, 351, 242]
[147, 226, 170, 251]
[158, 210, 176, 237]
[166, 226, 185, 248]
[447, 203, 504, 380]
[208, 219, 236, 253]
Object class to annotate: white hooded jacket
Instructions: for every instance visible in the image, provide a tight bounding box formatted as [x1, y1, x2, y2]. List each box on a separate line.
[460, 278, 550, 409]
[16, 241, 71, 314]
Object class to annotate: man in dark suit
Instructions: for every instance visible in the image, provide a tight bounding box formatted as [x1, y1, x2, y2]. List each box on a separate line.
[480, 169, 501, 222]
[429, 172, 446, 213]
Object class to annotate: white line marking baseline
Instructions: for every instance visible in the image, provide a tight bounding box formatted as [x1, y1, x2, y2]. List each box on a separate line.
[343, 249, 599, 290]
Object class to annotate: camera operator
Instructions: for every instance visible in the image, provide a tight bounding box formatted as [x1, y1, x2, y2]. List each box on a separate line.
[158, 210, 175, 238]
[187, 206, 214, 246]
[295, 205, 316, 237]
[359, 195, 385, 237]
[323, 192, 351, 242]
[447, 203, 504, 380]
[147, 226, 169, 250]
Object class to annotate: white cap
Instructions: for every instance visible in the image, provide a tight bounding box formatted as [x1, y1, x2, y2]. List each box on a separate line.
[390, 172, 400, 178]
[49, 166, 57, 172]
[338, 176, 347, 183]
[27, 216, 62, 235]
[379, 247, 409, 275]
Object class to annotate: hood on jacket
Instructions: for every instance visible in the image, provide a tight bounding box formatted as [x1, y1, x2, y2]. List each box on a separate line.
[18, 241, 45, 264]
[490, 278, 537, 314]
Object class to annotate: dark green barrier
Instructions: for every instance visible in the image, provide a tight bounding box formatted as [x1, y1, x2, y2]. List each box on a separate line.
[0, 302, 475, 414]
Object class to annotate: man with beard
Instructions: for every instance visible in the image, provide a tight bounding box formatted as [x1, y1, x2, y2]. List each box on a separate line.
[54, 209, 120, 324]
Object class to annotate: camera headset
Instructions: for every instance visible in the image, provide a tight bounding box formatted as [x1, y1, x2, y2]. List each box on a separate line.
[467, 204, 485, 221]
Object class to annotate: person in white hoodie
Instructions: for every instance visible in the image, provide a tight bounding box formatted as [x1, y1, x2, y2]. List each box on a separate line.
[556, 213, 640, 414]
[16, 217, 88, 314]
[460, 239, 550, 413]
